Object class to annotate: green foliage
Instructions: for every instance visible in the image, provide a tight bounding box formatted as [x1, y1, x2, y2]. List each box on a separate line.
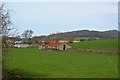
[80, 38, 86, 41]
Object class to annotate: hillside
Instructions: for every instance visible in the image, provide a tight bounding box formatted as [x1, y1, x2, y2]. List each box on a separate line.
[33, 30, 119, 40]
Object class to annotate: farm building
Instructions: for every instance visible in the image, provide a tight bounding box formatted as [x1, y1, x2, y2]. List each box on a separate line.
[13, 41, 29, 48]
[40, 42, 71, 50]
[58, 40, 69, 43]
[73, 40, 80, 43]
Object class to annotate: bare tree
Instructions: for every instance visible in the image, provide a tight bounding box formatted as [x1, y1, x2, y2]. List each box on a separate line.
[0, 3, 14, 47]
[21, 30, 33, 43]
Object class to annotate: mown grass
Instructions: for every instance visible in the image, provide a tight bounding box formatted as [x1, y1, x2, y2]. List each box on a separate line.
[4, 46, 118, 78]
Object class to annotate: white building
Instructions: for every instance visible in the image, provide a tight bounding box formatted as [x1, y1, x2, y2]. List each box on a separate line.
[43, 42, 71, 50]
[13, 41, 29, 48]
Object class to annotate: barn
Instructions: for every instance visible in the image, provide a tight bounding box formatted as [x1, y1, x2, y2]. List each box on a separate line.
[43, 42, 71, 50]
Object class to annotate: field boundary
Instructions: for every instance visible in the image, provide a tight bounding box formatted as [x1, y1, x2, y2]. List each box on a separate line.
[79, 49, 119, 54]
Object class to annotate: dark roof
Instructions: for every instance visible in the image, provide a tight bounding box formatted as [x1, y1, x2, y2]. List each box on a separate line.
[14, 41, 24, 44]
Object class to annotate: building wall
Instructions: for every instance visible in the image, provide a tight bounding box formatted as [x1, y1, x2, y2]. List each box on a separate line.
[41, 43, 71, 50]
[14, 44, 29, 48]
[57, 43, 71, 50]
[73, 41, 80, 43]
[58, 40, 69, 43]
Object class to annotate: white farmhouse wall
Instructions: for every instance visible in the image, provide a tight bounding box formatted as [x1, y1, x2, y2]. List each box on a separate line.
[14, 44, 29, 48]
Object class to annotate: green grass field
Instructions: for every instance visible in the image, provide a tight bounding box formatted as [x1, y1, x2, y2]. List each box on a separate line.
[69, 39, 118, 50]
[4, 39, 118, 78]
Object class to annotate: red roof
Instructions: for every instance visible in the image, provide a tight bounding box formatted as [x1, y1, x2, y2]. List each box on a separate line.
[45, 42, 64, 47]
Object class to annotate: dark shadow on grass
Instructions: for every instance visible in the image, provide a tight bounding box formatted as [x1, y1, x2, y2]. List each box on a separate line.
[2, 68, 50, 80]
[2, 64, 119, 80]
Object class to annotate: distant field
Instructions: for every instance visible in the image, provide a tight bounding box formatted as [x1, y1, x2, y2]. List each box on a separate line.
[4, 39, 118, 78]
[69, 39, 118, 50]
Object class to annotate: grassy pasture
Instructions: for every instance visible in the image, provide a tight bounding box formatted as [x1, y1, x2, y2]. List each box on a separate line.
[4, 39, 118, 78]
[69, 39, 118, 50]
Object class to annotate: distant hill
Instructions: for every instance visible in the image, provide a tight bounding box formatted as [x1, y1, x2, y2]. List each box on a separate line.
[32, 29, 119, 41]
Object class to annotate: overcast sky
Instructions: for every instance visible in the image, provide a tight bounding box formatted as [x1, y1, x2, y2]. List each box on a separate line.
[2, 0, 119, 2]
[4, 2, 118, 36]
